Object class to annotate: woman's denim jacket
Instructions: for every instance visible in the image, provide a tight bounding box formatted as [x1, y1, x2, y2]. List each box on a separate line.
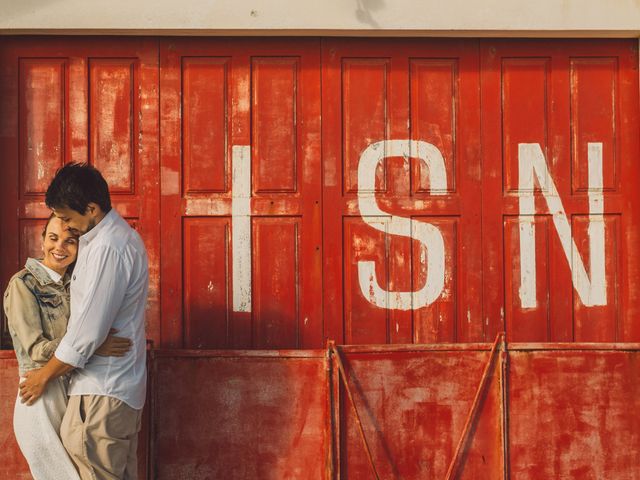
[3, 258, 71, 376]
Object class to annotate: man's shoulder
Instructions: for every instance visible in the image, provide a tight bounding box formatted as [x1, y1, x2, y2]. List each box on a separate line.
[95, 215, 134, 249]
[92, 221, 146, 263]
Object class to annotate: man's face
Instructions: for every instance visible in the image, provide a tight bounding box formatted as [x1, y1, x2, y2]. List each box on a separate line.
[52, 205, 98, 236]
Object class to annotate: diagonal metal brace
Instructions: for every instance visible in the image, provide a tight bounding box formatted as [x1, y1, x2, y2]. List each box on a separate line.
[444, 332, 506, 480]
[329, 341, 382, 480]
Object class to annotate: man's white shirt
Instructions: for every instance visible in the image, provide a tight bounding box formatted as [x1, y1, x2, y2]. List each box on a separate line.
[55, 208, 149, 409]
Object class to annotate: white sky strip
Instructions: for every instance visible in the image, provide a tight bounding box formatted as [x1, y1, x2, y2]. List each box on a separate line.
[518, 143, 606, 308]
[357, 140, 447, 310]
[232, 145, 252, 313]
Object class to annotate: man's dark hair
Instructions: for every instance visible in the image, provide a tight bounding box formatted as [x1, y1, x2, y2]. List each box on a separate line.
[45, 163, 112, 214]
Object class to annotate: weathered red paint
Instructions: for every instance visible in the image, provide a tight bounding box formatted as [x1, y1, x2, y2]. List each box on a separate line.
[322, 39, 484, 345]
[1, 37, 639, 479]
[159, 38, 323, 350]
[481, 40, 640, 343]
[151, 350, 331, 479]
[3, 343, 640, 478]
[0, 37, 161, 346]
[0, 352, 30, 480]
[2, 38, 638, 348]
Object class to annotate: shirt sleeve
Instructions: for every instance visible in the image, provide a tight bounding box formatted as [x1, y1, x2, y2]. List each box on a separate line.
[55, 245, 129, 368]
[3, 278, 61, 363]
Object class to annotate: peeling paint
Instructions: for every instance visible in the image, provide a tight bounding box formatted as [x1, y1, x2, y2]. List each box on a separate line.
[232, 145, 252, 313]
[357, 140, 447, 310]
[518, 143, 607, 308]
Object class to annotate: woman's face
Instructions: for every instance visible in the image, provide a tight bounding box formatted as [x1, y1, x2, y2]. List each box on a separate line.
[41, 217, 78, 275]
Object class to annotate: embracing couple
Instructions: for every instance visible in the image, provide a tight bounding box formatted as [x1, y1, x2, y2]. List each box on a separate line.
[3, 163, 148, 480]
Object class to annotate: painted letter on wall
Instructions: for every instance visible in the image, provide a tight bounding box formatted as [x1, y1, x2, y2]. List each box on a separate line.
[518, 143, 606, 308]
[357, 140, 447, 310]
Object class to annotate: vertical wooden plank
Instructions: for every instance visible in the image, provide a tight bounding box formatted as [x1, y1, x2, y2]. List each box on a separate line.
[135, 38, 161, 348]
[570, 57, 619, 342]
[504, 216, 550, 342]
[617, 41, 640, 341]
[183, 218, 230, 348]
[343, 216, 390, 344]
[412, 217, 457, 343]
[321, 40, 347, 345]
[252, 217, 300, 348]
[572, 215, 620, 341]
[182, 57, 229, 194]
[159, 39, 186, 348]
[89, 59, 134, 193]
[410, 59, 457, 195]
[19, 59, 65, 195]
[502, 55, 552, 342]
[342, 59, 389, 195]
[296, 43, 323, 350]
[253, 57, 298, 193]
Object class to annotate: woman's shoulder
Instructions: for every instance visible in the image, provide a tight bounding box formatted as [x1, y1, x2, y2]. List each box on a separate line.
[4, 268, 36, 295]
[8, 267, 34, 284]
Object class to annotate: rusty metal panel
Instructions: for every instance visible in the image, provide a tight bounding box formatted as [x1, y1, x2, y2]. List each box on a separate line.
[322, 39, 483, 344]
[334, 345, 504, 479]
[152, 350, 330, 479]
[159, 39, 322, 349]
[3, 345, 640, 478]
[508, 347, 640, 478]
[481, 40, 640, 343]
[0, 38, 161, 346]
[0, 353, 30, 479]
[0, 350, 152, 479]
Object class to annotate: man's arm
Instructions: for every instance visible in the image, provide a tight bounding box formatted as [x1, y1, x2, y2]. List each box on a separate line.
[20, 244, 129, 405]
[19, 329, 132, 405]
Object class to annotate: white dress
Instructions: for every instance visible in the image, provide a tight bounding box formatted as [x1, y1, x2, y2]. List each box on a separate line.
[13, 375, 81, 480]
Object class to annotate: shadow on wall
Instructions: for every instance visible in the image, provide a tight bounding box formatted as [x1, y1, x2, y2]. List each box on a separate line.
[355, 0, 385, 28]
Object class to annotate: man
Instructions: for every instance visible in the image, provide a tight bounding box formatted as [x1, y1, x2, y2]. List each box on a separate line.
[19, 163, 149, 480]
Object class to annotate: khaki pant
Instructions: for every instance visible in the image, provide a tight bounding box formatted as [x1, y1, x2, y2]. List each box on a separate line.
[61, 395, 142, 480]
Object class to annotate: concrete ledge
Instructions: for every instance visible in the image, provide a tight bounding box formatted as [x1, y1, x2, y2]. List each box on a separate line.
[0, 0, 639, 36]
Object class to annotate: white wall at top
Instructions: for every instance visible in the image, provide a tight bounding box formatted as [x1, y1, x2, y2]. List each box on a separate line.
[1, 0, 639, 35]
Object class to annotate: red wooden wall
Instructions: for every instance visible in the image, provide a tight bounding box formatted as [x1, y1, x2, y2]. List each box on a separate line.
[0, 37, 161, 345]
[1, 38, 638, 349]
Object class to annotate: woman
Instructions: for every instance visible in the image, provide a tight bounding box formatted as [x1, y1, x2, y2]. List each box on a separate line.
[3, 215, 131, 480]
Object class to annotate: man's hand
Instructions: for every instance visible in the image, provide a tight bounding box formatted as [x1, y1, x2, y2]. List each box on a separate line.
[19, 356, 74, 406]
[95, 328, 132, 357]
[19, 369, 48, 405]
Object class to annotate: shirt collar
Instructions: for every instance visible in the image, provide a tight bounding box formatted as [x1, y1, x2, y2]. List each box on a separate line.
[40, 263, 62, 283]
[80, 208, 117, 244]
[25, 257, 70, 287]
